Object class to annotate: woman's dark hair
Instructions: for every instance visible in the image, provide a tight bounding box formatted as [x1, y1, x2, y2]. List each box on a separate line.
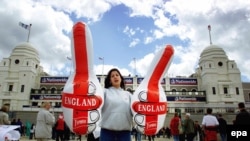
[104, 68, 125, 90]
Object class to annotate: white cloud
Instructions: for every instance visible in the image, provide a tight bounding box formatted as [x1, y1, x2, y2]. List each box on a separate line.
[1, 0, 250, 82]
[129, 38, 140, 47]
[123, 25, 136, 37]
[144, 37, 154, 44]
[39, 0, 113, 22]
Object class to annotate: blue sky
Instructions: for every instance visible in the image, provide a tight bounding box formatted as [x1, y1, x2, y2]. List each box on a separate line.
[1, 0, 250, 82]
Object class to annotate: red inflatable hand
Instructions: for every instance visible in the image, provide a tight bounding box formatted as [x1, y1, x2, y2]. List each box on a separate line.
[62, 22, 103, 135]
[131, 45, 174, 135]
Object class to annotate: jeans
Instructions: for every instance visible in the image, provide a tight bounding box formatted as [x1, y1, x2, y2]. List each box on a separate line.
[100, 128, 131, 141]
[220, 133, 227, 141]
[136, 132, 141, 141]
[173, 135, 180, 141]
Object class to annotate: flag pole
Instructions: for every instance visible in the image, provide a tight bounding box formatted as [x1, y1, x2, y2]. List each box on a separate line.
[208, 25, 212, 45]
[102, 57, 104, 76]
[99, 57, 104, 76]
[133, 57, 137, 76]
[27, 24, 32, 42]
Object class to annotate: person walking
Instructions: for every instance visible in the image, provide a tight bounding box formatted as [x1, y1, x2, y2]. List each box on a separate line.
[217, 114, 227, 141]
[16, 118, 23, 136]
[194, 121, 202, 141]
[0, 105, 10, 125]
[202, 108, 219, 141]
[170, 112, 181, 141]
[183, 113, 195, 141]
[35, 102, 55, 141]
[54, 114, 65, 141]
[29, 123, 36, 140]
[234, 102, 250, 125]
[99, 68, 133, 141]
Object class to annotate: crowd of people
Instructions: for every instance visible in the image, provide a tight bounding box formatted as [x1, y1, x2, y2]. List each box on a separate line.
[1, 68, 250, 141]
[168, 102, 250, 141]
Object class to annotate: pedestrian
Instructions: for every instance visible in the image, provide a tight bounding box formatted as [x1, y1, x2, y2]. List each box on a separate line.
[217, 114, 227, 141]
[11, 118, 16, 125]
[54, 114, 65, 141]
[99, 68, 133, 141]
[202, 108, 219, 141]
[183, 113, 195, 141]
[64, 123, 70, 141]
[0, 105, 11, 125]
[30, 123, 35, 140]
[194, 121, 202, 141]
[35, 101, 55, 141]
[16, 118, 23, 136]
[170, 112, 181, 141]
[234, 102, 250, 125]
[132, 127, 137, 140]
[165, 126, 171, 139]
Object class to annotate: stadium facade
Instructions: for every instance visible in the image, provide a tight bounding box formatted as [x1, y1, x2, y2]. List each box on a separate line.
[1, 42, 249, 118]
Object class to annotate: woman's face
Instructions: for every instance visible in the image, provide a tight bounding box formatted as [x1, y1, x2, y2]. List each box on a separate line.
[110, 70, 121, 88]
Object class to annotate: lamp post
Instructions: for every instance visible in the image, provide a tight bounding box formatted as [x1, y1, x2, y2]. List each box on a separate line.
[99, 57, 104, 76]
[66, 56, 72, 75]
[133, 57, 137, 76]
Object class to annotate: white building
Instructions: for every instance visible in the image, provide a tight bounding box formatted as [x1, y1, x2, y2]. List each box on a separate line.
[0, 42, 43, 111]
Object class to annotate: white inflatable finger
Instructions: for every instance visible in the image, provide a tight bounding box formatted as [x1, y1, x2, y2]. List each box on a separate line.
[131, 45, 174, 135]
[62, 22, 103, 135]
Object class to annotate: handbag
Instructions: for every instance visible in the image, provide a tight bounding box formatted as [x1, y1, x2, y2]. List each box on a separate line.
[178, 120, 183, 134]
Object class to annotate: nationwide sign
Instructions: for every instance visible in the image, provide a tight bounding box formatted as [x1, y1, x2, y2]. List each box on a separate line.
[170, 78, 197, 85]
[40, 77, 68, 83]
[30, 95, 62, 100]
[124, 78, 133, 84]
[137, 78, 165, 84]
[167, 96, 206, 102]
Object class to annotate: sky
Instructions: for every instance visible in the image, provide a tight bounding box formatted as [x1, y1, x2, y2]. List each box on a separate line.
[0, 0, 250, 82]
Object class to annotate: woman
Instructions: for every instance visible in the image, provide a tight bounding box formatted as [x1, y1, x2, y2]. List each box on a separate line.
[170, 112, 181, 141]
[99, 68, 133, 141]
[54, 115, 65, 141]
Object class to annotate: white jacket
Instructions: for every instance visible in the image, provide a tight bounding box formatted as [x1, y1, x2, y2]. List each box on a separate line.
[35, 109, 55, 139]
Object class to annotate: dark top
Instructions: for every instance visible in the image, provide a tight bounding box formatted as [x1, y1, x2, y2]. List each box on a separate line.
[218, 117, 227, 134]
[234, 109, 250, 125]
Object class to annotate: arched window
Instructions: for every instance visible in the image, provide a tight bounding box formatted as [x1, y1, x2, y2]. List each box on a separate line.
[51, 87, 56, 94]
[172, 89, 177, 95]
[181, 89, 187, 95]
[41, 87, 46, 94]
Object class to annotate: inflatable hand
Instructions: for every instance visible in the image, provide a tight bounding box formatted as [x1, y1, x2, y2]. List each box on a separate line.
[62, 22, 103, 135]
[131, 45, 174, 135]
